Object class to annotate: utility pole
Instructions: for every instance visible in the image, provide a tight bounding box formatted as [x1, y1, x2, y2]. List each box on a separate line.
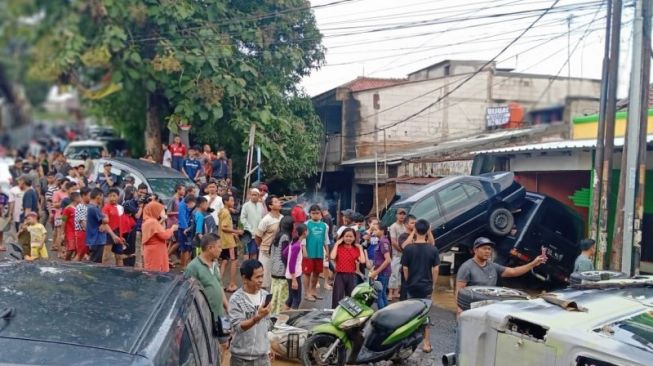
[374, 93, 381, 219]
[597, 0, 622, 270]
[615, 0, 652, 275]
[567, 14, 574, 97]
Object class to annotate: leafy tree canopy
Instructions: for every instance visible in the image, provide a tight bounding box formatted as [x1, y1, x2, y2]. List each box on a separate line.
[17, 0, 325, 189]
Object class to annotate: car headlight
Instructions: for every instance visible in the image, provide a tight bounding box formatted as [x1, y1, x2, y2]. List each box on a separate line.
[340, 316, 369, 330]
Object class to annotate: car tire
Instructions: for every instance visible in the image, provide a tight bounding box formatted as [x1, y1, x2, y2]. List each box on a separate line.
[569, 270, 628, 285]
[488, 207, 514, 236]
[457, 286, 529, 311]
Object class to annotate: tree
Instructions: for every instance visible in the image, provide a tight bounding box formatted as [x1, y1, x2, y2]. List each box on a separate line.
[20, 0, 325, 187]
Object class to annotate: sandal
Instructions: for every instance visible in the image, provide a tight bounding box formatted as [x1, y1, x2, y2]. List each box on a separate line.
[314, 294, 324, 300]
[304, 295, 316, 302]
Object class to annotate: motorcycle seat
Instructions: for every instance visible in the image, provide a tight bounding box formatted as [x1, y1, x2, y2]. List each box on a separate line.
[369, 299, 427, 330]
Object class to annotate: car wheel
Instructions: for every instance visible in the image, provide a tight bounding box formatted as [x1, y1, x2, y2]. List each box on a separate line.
[569, 270, 628, 285]
[488, 207, 514, 236]
[457, 286, 529, 311]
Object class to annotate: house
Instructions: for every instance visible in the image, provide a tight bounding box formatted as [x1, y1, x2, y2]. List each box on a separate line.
[313, 59, 602, 215]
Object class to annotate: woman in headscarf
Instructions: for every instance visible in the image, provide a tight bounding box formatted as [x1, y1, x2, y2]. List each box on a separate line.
[141, 201, 178, 272]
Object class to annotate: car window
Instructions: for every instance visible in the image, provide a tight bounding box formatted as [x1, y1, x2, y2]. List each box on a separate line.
[462, 183, 485, 202]
[410, 195, 441, 222]
[179, 325, 198, 366]
[186, 298, 211, 365]
[437, 183, 469, 215]
[194, 291, 216, 364]
[148, 178, 193, 201]
[576, 356, 618, 366]
[65, 146, 104, 159]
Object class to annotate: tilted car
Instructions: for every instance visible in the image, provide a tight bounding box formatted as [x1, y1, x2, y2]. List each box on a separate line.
[445, 275, 653, 366]
[0, 261, 221, 366]
[382, 172, 526, 252]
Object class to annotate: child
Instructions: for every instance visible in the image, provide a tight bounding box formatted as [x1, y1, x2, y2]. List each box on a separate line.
[219, 194, 243, 293]
[330, 227, 366, 308]
[286, 223, 306, 310]
[62, 192, 81, 261]
[177, 194, 197, 268]
[103, 188, 125, 266]
[21, 212, 48, 260]
[186, 196, 208, 268]
[74, 187, 91, 261]
[369, 223, 391, 309]
[51, 180, 70, 255]
[269, 216, 293, 314]
[304, 204, 330, 301]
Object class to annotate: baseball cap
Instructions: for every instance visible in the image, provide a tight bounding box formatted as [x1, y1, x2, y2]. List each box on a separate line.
[579, 238, 596, 251]
[473, 237, 495, 249]
[396, 207, 407, 214]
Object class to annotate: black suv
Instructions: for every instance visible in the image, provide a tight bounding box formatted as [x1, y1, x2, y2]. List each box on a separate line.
[0, 261, 220, 366]
[382, 172, 525, 251]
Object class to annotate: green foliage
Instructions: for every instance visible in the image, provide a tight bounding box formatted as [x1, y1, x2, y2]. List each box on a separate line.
[14, 0, 325, 188]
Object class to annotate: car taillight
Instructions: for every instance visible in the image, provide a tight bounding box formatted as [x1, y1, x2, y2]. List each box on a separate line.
[510, 248, 531, 262]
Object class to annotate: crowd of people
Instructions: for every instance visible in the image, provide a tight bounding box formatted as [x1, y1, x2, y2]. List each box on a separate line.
[0, 134, 559, 365]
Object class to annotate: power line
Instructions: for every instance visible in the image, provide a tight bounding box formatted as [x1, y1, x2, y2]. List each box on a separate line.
[354, 0, 562, 137]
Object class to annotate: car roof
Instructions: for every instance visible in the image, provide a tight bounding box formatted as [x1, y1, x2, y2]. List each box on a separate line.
[394, 175, 487, 205]
[100, 157, 187, 179]
[66, 140, 107, 147]
[0, 261, 185, 354]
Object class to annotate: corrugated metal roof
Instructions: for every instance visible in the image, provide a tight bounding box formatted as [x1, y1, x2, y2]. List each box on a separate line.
[342, 77, 407, 92]
[473, 135, 653, 155]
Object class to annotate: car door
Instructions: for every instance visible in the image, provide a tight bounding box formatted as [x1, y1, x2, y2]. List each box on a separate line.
[194, 290, 219, 365]
[408, 194, 447, 247]
[436, 181, 489, 247]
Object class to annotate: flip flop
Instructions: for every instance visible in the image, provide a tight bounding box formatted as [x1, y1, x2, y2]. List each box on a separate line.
[304, 295, 316, 302]
[314, 294, 324, 300]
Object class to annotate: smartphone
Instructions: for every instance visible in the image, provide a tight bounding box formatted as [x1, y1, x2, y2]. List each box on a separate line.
[541, 246, 549, 262]
[263, 293, 273, 307]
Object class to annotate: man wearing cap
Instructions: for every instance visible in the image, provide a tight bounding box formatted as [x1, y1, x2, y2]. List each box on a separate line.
[455, 237, 546, 313]
[388, 208, 408, 301]
[96, 162, 118, 195]
[573, 238, 596, 273]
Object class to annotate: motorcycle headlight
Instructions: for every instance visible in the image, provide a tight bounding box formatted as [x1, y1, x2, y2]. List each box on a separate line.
[340, 316, 369, 330]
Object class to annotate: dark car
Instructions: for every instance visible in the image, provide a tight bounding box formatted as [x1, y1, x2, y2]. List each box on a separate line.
[495, 192, 585, 285]
[91, 158, 195, 203]
[382, 172, 525, 252]
[0, 261, 220, 365]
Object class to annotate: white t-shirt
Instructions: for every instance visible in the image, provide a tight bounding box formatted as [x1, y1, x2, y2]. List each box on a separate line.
[8, 186, 24, 223]
[244, 290, 262, 307]
[205, 195, 224, 226]
[162, 150, 172, 168]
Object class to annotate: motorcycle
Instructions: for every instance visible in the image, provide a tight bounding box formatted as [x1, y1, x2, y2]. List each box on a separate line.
[300, 280, 430, 365]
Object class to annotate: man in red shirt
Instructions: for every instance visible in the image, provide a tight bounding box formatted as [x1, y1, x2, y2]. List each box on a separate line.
[62, 192, 81, 261]
[169, 135, 187, 172]
[103, 188, 125, 266]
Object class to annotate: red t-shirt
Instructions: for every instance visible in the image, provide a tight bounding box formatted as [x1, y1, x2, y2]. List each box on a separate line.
[63, 205, 76, 238]
[169, 143, 187, 157]
[102, 203, 121, 231]
[335, 245, 361, 273]
[120, 214, 136, 236]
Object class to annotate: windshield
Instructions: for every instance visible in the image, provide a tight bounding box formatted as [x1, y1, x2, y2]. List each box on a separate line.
[148, 178, 193, 200]
[65, 146, 104, 159]
[381, 205, 411, 227]
[599, 311, 653, 352]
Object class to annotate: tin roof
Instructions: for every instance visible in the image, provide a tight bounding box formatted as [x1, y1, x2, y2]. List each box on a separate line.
[473, 135, 653, 155]
[340, 77, 407, 92]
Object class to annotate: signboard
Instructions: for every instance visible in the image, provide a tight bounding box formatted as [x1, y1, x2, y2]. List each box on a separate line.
[486, 106, 510, 128]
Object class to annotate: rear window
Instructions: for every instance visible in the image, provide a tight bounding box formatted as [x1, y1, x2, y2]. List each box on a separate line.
[0, 263, 176, 353]
[65, 145, 104, 159]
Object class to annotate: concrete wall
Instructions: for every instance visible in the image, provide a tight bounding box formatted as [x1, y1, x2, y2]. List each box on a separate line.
[492, 74, 601, 108]
[352, 71, 492, 152]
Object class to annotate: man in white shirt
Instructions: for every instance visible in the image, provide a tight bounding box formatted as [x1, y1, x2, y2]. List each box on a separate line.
[255, 195, 283, 289]
[8, 185, 24, 232]
[239, 188, 265, 260]
[204, 180, 224, 227]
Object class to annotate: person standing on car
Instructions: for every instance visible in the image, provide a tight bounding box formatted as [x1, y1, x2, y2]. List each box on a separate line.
[573, 239, 596, 273]
[455, 237, 546, 313]
[229, 259, 272, 366]
[169, 135, 186, 172]
[96, 162, 118, 195]
[401, 219, 439, 354]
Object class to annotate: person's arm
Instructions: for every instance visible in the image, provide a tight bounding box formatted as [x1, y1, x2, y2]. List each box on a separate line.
[231, 298, 270, 332]
[427, 230, 435, 245]
[255, 218, 266, 245]
[400, 233, 414, 250]
[390, 227, 402, 253]
[219, 211, 240, 234]
[401, 247, 410, 281]
[356, 244, 366, 264]
[239, 204, 251, 232]
[371, 250, 391, 279]
[501, 255, 546, 278]
[288, 244, 301, 275]
[195, 214, 204, 236]
[106, 174, 115, 187]
[330, 239, 341, 260]
[155, 227, 176, 241]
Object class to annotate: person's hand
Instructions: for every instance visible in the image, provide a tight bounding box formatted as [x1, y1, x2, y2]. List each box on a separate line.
[171, 224, 179, 232]
[291, 278, 299, 290]
[369, 271, 378, 280]
[255, 302, 271, 321]
[532, 255, 547, 267]
[236, 229, 244, 236]
[335, 238, 343, 246]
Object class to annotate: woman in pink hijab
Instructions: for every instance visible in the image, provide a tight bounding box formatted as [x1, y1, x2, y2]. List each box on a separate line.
[141, 201, 177, 272]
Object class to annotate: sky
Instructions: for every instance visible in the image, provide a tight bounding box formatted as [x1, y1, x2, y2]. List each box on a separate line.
[301, 0, 637, 97]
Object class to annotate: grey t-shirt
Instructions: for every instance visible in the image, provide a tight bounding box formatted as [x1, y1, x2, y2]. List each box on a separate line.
[573, 254, 594, 273]
[456, 259, 507, 287]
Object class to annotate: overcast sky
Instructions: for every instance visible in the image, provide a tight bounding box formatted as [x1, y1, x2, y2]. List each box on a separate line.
[301, 0, 636, 97]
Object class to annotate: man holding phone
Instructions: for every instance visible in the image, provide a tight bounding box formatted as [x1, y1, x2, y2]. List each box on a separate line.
[229, 259, 273, 366]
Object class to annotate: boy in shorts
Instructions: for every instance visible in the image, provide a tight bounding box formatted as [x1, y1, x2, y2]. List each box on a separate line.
[103, 188, 125, 266]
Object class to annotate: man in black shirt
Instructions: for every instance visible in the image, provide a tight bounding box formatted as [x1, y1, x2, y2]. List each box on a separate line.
[401, 219, 439, 354]
[19, 176, 40, 222]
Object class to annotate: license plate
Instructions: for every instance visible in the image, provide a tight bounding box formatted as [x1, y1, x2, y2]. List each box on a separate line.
[339, 297, 362, 316]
